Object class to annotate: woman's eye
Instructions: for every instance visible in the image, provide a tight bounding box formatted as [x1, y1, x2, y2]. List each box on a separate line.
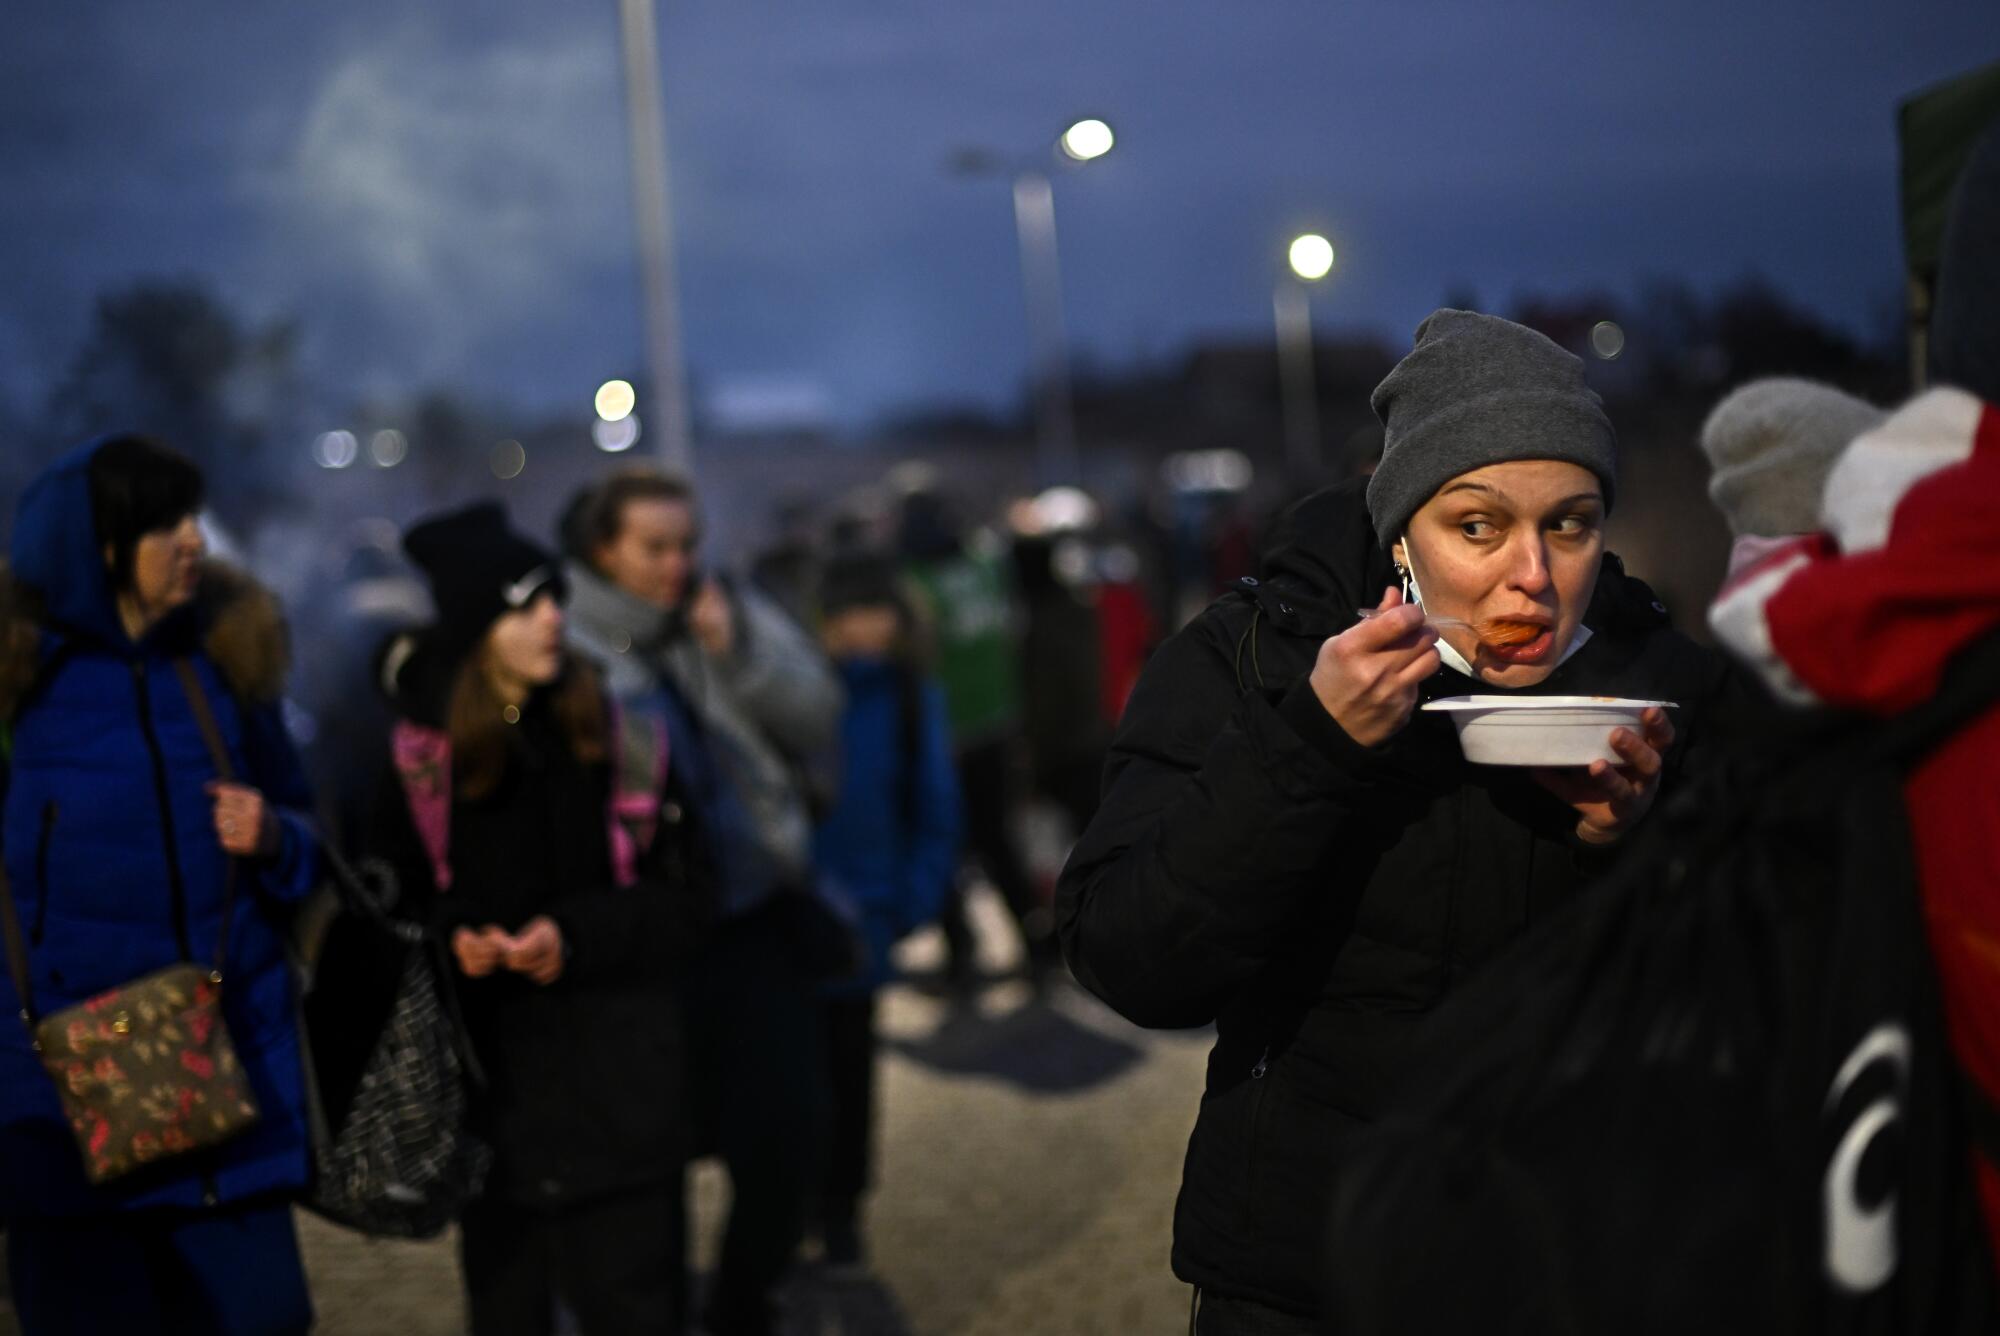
[1552, 514, 1597, 536]
[1460, 520, 1496, 539]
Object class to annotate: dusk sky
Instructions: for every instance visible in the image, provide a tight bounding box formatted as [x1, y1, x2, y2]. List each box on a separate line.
[3, 2, 1992, 433]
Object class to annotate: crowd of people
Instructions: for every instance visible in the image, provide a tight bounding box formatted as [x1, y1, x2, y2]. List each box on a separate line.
[0, 116, 1994, 1336]
[0, 424, 1148, 1334]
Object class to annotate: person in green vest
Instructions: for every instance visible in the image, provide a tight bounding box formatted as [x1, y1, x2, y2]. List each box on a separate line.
[896, 488, 1055, 988]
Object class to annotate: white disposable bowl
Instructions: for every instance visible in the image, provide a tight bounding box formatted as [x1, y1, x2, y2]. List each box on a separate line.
[1420, 696, 1676, 767]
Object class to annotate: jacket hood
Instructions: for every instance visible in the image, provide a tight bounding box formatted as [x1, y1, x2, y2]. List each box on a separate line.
[3, 438, 292, 719]
[1, 557, 293, 723]
[9, 437, 127, 649]
[1709, 387, 2000, 716]
[1249, 474, 1668, 642]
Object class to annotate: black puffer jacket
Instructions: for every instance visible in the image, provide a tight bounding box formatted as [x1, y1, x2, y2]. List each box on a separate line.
[1057, 477, 1738, 1316]
[360, 639, 710, 1208]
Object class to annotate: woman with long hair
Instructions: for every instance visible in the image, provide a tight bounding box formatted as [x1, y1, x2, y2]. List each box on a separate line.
[369, 502, 707, 1335]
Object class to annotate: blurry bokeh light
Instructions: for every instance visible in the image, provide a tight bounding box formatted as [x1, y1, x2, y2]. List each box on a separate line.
[1167, 449, 1255, 494]
[490, 440, 527, 480]
[1289, 234, 1335, 281]
[592, 415, 642, 453]
[1590, 320, 1627, 360]
[595, 378, 637, 422]
[1033, 486, 1100, 533]
[312, 430, 359, 470]
[369, 429, 408, 468]
[1059, 119, 1115, 162]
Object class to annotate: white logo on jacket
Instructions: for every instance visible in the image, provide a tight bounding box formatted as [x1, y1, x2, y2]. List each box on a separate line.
[1823, 1022, 1912, 1294]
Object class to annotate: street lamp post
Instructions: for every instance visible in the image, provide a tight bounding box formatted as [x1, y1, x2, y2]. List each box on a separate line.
[1277, 233, 1333, 478]
[951, 119, 1114, 487]
[616, 0, 693, 475]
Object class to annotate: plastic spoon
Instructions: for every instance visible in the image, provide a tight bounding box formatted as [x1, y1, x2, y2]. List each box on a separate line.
[1355, 608, 1544, 648]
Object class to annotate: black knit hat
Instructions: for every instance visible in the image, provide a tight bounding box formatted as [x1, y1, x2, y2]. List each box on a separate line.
[403, 502, 564, 664]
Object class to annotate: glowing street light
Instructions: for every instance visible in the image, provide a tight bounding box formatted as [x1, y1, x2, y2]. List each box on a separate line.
[949, 118, 1118, 484]
[1059, 118, 1115, 163]
[1289, 234, 1335, 282]
[1276, 232, 1336, 478]
[595, 378, 637, 422]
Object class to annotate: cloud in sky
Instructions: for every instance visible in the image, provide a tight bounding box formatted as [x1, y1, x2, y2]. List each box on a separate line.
[258, 16, 637, 404]
[1, 0, 1992, 429]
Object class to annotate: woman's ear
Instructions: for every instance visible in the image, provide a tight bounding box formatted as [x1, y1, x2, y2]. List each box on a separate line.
[1390, 539, 1408, 572]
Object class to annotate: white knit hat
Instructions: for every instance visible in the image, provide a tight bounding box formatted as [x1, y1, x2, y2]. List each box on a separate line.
[1697, 378, 1887, 538]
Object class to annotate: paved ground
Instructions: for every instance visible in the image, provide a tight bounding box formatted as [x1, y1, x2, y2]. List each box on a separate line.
[2, 896, 1215, 1335]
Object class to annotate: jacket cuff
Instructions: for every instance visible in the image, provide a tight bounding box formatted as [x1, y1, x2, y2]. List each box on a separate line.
[256, 810, 320, 903]
[1277, 679, 1391, 778]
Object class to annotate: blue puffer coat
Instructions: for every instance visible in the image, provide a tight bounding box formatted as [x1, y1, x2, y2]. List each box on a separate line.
[0, 441, 321, 1220]
[813, 658, 961, 993]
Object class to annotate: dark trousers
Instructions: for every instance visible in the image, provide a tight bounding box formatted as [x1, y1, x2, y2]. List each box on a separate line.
[1192, 1288, 1326, 1336]
[689, 906, 825, 1335]
[940, 738, 1053, 975]
[819, 992, 879, 1214]
[6, 1197, 312, 1336]
[460, 1186, 683, 1336]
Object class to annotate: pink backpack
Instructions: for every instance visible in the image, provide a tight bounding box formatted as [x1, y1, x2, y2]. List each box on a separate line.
[390, 701, 668, 893]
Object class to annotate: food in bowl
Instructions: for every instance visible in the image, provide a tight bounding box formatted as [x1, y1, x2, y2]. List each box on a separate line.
[1420, 696, 1677, 767]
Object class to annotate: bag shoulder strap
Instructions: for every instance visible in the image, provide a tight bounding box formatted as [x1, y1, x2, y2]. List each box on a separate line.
[391, 719, 454, 892]
[170, 657, 241, 979]
[0, 858, 35, 1029]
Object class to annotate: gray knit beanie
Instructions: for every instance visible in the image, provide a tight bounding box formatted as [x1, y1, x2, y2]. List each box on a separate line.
[1366, 310, 1617, 549]
[1697, 378, 1886, 539]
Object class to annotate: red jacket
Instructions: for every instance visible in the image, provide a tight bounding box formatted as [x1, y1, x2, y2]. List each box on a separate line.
[1711, 386, 2000, 1276]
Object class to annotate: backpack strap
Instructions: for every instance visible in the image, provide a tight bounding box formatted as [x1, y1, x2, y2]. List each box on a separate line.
[0, 857, 35, 1030]
[606, 696, 670, 888]
[390, 720, 454, 892]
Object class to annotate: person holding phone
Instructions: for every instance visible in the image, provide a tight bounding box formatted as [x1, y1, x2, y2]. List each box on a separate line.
[562, 470, 843, 1336]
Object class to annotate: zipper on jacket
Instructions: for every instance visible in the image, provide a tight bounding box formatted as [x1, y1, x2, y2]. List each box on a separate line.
[131, 660, 197, 963]
[1236, 1044, 1275, 1233]
[30, 800, 56, 944]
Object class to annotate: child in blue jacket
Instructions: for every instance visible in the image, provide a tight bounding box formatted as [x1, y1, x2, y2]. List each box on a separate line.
[811, 552, 961, 1273]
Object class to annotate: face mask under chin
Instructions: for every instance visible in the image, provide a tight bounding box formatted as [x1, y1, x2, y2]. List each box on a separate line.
[1401, 533, 1593, 683]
